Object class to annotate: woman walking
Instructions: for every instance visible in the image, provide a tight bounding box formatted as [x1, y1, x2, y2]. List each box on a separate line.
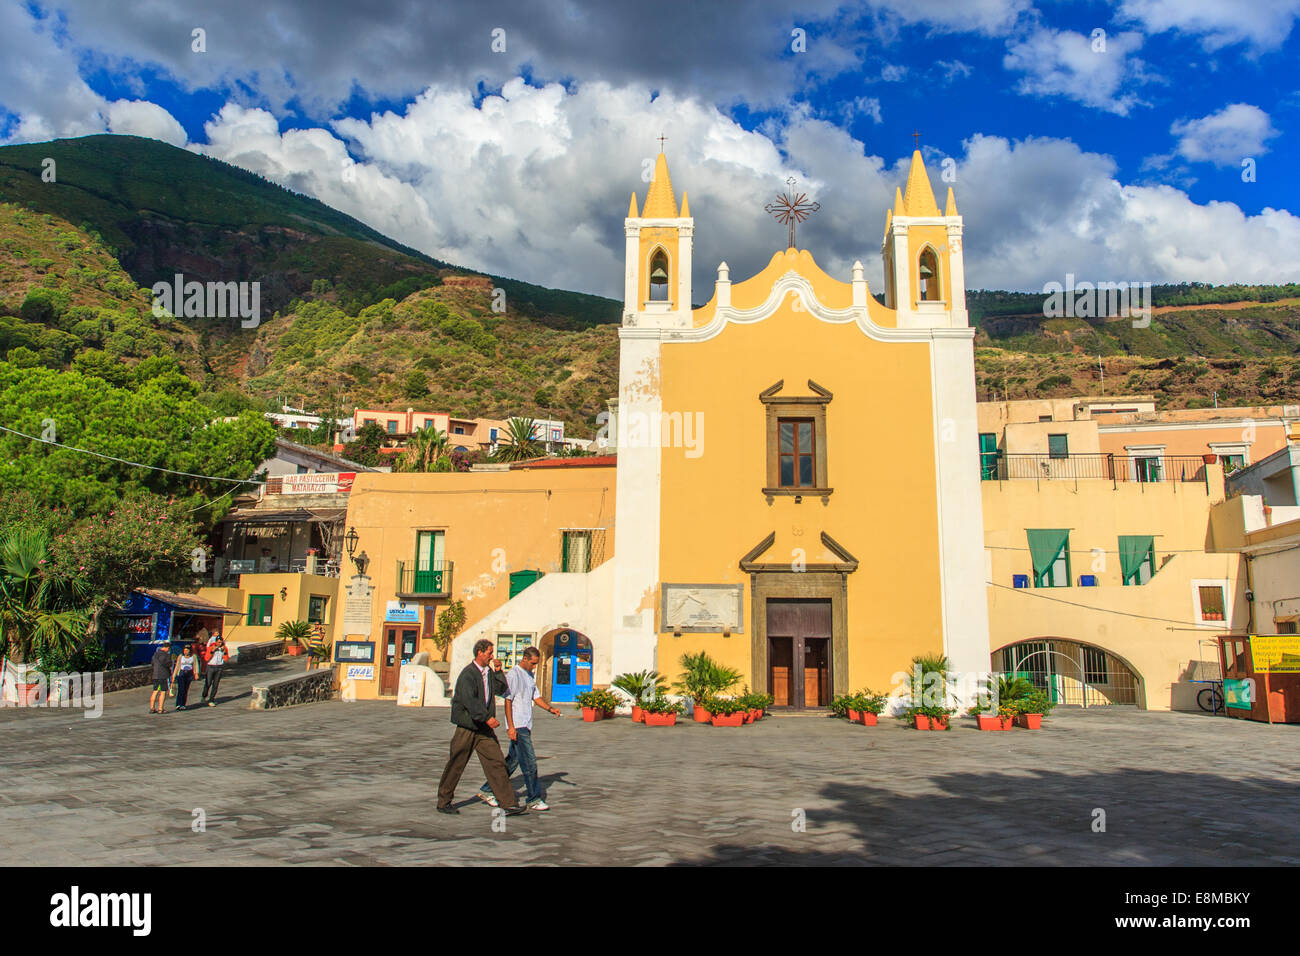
[172, 643, 199, 710]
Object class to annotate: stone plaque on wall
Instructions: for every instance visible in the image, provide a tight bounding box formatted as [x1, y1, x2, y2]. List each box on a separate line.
[661, 583, 744, 633]
[342, 574, 374, 637]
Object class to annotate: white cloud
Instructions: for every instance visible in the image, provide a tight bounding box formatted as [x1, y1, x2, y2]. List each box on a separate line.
[1171, 103, 1278, 166]
[839, 96, 883, 124]
[106, 100, 188, 147]
[952, 133, 1300, 288]
[872, 0, 1031, 35]
[1003, 27, 1151, 115]
[194, 79, 1298, 299]
[0, 5, 187, 146]
[1120, 0, 1300, 52]
[936, 59, 974, 83]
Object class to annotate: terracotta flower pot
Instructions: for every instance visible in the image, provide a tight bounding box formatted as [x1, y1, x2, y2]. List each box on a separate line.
[912, 715, 932, 730]
[19, 682, 42, 706]
[631, 706, 644, 723]
[742, 709, 755, 723]
[711, 712, 744, 727]
[1017, 713, 1043, 729]
[693, 706, 713, 723]
[932, 715, 950, 730]
[581, 706, 603, 722]
[976, 714, 1014, 731]
[749, 708, 762, 722]
[286, 644, 303, 657]
[644, 712, 677, 726]
[847, 708, 861, 722]
[858, 712, 878, 726]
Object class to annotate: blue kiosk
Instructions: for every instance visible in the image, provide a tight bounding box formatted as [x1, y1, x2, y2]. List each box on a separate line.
[114, 589, 237, 666]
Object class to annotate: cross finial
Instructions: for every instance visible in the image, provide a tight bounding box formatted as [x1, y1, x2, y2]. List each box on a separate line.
[912, 130, 921, 148]
[764, 176, 821, 250]
[657, 133, 667, 153]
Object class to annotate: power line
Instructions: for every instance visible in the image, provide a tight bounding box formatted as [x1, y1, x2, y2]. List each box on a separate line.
[0, 423, 265, 487]
[988, 580, 1218, 627]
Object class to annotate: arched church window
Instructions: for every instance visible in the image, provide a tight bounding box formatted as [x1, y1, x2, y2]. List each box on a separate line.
[649, 249, 670, 301]
[918, 247, 940, 301]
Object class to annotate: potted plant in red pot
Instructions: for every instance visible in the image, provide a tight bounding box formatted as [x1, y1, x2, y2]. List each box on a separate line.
[576, 689, 618, 722]
[970, 675, 1032, 730]
[674, 651, 742, 724]
[642, 696, 683, 726]
[853, 690, 888, 725]
[1012, 689, 1055, 729]
[613, 669, 666, 723]
[896, 653, 956, 730]
[706, 696, 746, 727]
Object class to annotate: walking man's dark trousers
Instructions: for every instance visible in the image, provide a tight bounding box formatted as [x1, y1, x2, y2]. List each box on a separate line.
[436, 663, 518, 809]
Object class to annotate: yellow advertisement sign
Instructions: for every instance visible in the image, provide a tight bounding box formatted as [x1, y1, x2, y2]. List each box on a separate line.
[1250, 635, 1300, 674]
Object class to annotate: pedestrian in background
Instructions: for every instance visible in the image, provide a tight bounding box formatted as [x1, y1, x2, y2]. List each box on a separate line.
[149, 644, 171, 714]
[172, 643, 199, 710]
[201, 636, 228, 706]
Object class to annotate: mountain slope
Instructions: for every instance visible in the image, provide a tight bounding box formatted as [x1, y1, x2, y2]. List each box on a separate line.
[0, 135, 619, 327]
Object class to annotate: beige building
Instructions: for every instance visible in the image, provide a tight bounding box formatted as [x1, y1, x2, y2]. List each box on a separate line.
[331, 457, 616, 700]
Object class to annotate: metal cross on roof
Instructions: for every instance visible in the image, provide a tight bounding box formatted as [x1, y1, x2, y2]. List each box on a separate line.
[764, 176, 821, 249]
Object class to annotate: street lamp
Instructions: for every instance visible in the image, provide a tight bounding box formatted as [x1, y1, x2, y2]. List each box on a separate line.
[344, 527, 359, 560]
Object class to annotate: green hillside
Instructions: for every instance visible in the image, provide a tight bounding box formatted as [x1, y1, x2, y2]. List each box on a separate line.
[2, 133, 1299, 431]
[0, 135, 619, 327]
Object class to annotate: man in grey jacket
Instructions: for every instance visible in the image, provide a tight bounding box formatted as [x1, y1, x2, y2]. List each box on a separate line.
[435, 639, 525, 815]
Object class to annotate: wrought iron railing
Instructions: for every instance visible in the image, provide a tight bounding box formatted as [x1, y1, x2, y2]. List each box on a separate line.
[396, 560, 454, 596]
[983, 453, 1209, 486]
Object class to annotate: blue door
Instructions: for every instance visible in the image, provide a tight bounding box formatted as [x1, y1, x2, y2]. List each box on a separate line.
[550, 631, 592, 703]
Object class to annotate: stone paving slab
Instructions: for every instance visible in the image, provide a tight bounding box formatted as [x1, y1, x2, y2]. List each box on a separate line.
[2, 665, 1299, 865]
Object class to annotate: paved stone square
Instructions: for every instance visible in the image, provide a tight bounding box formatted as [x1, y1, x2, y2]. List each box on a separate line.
[2, 658, 1299, 866]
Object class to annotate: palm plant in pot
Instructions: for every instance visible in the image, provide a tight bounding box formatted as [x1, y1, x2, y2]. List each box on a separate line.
[898, 653, 956, 730]
[612, 669, 667, 722]
[641, 695, 683, 726]
[674, 651, 742, 723]
[276, 620, 313, 657]
[969, 674, 1034, 730]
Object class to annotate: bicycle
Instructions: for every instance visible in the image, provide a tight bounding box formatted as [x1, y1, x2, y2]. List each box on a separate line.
[1196, 681, 1225, 714]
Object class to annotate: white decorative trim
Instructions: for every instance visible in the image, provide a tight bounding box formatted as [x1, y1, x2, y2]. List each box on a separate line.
[662, 271, 972, 344]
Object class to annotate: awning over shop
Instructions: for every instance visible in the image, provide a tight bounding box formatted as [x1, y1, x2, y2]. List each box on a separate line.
[222, 508, 346, 525]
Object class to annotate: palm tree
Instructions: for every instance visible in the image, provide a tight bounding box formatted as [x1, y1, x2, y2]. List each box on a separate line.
[0, 528, 92, 667]
[395, 426, 448, 473]
[493, 417, 542, 463]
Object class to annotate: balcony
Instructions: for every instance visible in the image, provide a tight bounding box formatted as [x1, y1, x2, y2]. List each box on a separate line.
[396, 560, 454, 597]
[983, 453, 1210, 489]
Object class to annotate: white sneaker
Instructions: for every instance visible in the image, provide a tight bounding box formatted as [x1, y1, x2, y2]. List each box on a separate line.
[527, 799, 550, 811]
[478, 793, 499, 808]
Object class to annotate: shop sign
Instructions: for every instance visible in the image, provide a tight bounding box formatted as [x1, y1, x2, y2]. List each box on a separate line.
[344, 665, 375, 681]
[385, 600, 421, 623]
[282, 472, 356, 495]
[1251, 635, 1300, 674]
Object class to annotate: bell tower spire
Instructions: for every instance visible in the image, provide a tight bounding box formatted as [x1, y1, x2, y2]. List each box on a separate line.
[623, 150, 692, 326]
[881, 147, 966, 329]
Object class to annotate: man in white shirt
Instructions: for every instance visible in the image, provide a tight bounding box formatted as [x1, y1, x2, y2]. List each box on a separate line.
[200, 636, 227, 706]
[478, 647, 560, 811]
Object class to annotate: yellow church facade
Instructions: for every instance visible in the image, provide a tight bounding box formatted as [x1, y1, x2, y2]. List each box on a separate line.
[609, 153, 991, 705]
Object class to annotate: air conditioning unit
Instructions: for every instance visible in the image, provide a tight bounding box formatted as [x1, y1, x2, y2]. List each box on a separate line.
[1079, 575, 1098, 587]
[1012, 574, 1030, 588]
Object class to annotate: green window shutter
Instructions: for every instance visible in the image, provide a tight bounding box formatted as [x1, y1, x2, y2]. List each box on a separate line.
[1027, 529, 1070, 587]
[1119, 535, 1154, 586]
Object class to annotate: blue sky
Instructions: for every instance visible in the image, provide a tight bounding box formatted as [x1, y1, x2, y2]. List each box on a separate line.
[1, 0, 1297, 297]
